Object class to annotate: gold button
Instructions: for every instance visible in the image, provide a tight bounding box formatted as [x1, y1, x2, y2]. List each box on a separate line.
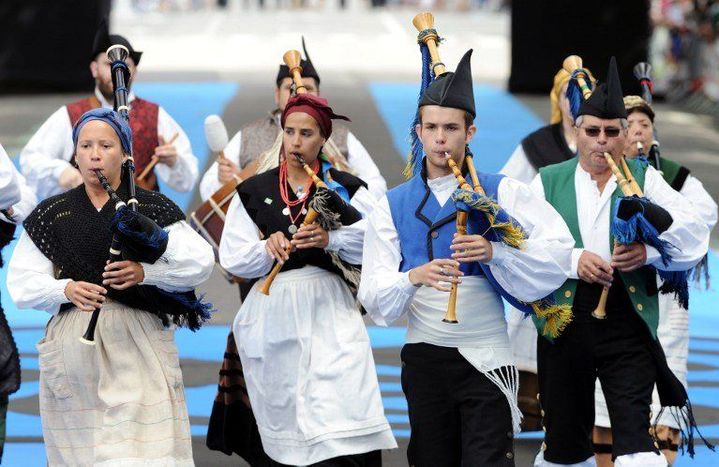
[431, 231, 439, 239]
[637, 304, 644, 311]
[541, 442, 547, 451]
[629, 285, 636, 293]
[564, 290, 572, 298]
[543, 426, 547, 432]
[506, 452, 514, 460]
[536, 393, 540, 401]
[541, 409, 545, 417]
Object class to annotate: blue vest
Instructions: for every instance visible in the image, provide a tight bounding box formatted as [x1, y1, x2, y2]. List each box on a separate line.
[386, 171, 540, 316]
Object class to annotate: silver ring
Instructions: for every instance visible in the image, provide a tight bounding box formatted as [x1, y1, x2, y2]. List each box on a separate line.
[440, 267, 446, 276]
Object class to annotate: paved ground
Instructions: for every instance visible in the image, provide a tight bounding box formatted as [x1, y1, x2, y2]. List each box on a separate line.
[2, 5, 719, 466]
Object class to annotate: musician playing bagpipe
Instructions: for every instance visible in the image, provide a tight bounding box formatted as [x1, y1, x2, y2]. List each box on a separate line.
[199, 38, 387, 204]
[502, 57, 596, 431]
[218, 83, 396, 465]
[591, 92, 718, 465]
[19, 20, 199, 198]
[359, 44, 574, 465]
[6, 108, 214, 465]
[531, 58, 711, 467]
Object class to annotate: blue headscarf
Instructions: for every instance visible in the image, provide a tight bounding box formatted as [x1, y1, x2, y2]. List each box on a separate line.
[72, 108, 132, 154]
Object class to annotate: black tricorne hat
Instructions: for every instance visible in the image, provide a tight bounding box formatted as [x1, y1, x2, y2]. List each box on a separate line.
[276, 37, 321, 87]
[577, 56, 627, 120]
[91, 19, 143, 65]
[418, 49, 476, 118]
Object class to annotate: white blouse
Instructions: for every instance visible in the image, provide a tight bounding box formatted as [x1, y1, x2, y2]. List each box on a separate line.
[7, 220, 215, 315]
[219, 185, 376, 279]
[529, 163, 710, 279]
[358, 174, 575, 327]
[0, 143, 37, 223]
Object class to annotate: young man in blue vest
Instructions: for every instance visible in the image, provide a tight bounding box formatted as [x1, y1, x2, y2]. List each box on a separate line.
[530, 58, 710, 467]
[359, 49, 575, 466]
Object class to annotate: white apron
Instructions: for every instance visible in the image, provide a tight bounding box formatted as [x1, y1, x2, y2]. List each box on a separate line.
[37, 301, 194, 466]
[233, 266, 396, 465]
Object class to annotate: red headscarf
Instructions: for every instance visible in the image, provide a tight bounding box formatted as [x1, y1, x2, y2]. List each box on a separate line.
[281, 94, 350, 138]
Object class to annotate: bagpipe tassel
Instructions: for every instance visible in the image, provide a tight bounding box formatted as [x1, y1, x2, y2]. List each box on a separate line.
[404, 42, 435, 179]
[452, 188, 526, 249]
[531, 300, 573, 339]
[658, 269, 690, 310]
[612, 196, 675, 266]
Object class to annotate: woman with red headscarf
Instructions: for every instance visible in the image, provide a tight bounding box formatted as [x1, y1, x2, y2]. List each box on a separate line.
[219, 94, 396, 466]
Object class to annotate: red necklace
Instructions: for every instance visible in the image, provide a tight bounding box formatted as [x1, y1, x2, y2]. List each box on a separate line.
[279, 159, 319, 225]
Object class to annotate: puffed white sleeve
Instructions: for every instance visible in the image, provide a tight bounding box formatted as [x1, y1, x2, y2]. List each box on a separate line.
[499, 144, 538, 185]
[199, 130, 242, 202]
[642, 166, 710, 271]
[325, 185, 376, 265]
[487, 177, 575, 302]
[19, 106, 76, 200]
[7, 232, 71, 315]
[219, 193, 275, 278]
[0, 144, 21, 210]
[358, 195, 419, 326]
[140, 220, 215, 292]
[346, 131, 387, 200]
[154, 107, 199, 192]
[679, 174, 718, 232]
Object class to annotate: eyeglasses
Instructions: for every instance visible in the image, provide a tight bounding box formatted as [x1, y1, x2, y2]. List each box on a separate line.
[581, 126, 622, 138]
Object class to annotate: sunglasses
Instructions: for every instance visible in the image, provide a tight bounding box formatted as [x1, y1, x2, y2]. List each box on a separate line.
[581, 126, 622, 138]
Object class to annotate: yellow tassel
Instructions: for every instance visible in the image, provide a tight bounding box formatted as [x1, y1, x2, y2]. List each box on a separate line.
[490, 221, 526, 249]
[532, 302, 573, 338]
[403, 158, 414, 179]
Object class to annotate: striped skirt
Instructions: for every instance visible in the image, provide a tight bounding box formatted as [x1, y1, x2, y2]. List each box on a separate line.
[36, 301, 194, 466]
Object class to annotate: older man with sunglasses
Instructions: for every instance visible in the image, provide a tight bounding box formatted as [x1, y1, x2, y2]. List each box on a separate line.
[529, 58, 709, 467]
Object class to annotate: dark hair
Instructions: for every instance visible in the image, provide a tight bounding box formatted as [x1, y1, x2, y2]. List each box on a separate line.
[418, 107, 474, 131]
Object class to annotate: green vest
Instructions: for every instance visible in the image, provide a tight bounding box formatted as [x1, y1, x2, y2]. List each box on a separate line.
[534, 157, 659, 340]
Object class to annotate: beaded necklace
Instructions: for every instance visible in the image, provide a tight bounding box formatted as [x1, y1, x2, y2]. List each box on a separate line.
[279, 158, 319, 227]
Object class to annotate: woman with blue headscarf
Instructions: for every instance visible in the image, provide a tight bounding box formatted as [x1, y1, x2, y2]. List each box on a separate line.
[7, 108, 214, 466]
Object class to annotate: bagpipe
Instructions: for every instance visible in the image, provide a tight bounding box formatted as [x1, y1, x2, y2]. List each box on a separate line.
[259, 50, 362, 296]
[411, 12, 571, 336]
[81, 44, 212, 345]
[633, 62, 662, 172]
[561, 57, 682, 318]
[81, 44, 141, 345]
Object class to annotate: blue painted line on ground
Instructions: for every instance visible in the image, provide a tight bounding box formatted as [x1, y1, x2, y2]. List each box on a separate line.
[385, 413, 409, 425]
[132, 82, 239, 212]
[392, 428, 411, 439]
[9, 381, 38, 401]
[382, 396, 408, 411]
[368, 82, 543, 173]
[688, 370, 719, 383]
[376, 364, 401, 377]
[5, 411, 42, 437]
[689, 338, 719, 352]
[688, 387, 719, 408]
[1, 443, 46, 466]
[379, 381, 402, 393]
[688, 352, 719, 369]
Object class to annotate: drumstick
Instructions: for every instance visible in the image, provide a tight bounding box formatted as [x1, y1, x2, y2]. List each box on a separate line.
[137, 132, 179, 181]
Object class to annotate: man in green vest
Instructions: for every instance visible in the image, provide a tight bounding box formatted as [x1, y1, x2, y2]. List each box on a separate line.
[591, 95, 718, 465]
[530, 58, 710, 467]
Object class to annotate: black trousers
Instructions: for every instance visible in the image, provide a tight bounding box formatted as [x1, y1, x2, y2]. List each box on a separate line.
[401, 343, 515, 467]
[537, 282, 659, 464]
